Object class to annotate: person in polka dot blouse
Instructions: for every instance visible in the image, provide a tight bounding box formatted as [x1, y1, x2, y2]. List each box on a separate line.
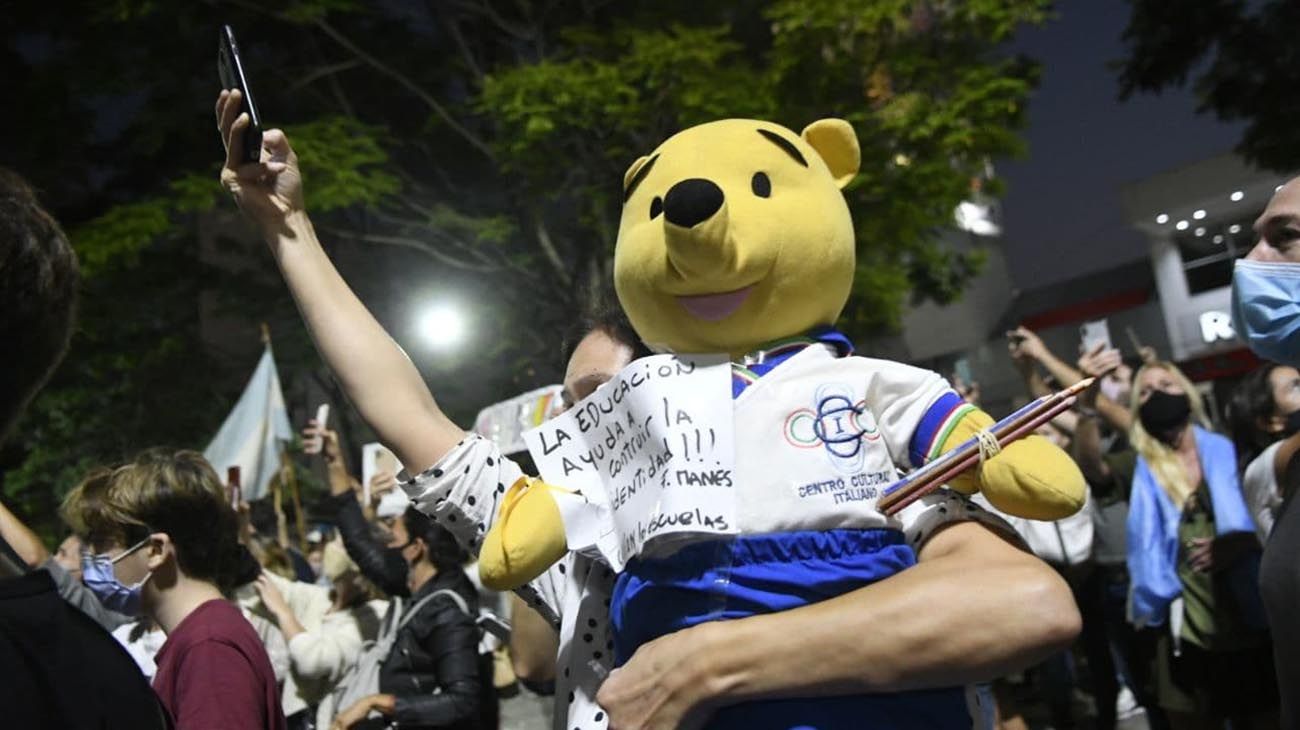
[216, 110, 1082, 730]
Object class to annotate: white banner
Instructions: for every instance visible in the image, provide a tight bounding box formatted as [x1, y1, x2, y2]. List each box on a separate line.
[523, 354, 736, 569]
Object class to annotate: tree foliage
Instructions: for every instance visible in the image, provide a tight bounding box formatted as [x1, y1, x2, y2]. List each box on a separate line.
[1117, 0, 1300, 171]
[1, 0, 1047, 533]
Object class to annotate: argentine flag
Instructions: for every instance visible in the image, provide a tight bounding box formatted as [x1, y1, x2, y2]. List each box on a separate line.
[204, 345, 293, 500]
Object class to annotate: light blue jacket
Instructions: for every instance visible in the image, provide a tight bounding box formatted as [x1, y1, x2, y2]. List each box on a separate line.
[1127, 426, 1258, 628]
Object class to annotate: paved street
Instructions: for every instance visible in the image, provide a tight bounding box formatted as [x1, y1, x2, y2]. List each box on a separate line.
[500, 686, 554, 730]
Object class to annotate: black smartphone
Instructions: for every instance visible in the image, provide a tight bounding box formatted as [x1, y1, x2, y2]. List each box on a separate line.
[218, 25, 263, 164]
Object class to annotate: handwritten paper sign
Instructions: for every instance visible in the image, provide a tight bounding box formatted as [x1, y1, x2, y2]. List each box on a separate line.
[523, 354, 736, 569]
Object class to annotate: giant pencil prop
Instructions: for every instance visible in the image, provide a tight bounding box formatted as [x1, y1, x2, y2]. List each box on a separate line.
[877, 378, 1095, 516]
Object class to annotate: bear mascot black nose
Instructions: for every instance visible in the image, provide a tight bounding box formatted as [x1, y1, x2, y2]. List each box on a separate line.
[663, 178, 725, 228]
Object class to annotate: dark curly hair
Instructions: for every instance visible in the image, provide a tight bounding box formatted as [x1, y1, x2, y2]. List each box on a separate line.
[0, 168, 79, 441]
[560, 287, 652, 368]
[402, 506, 469, 574]
[1227, 363, 1287, 470]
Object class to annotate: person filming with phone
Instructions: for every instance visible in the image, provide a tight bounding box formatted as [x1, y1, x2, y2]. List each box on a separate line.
[211, 26, 1090, 728]
[1008, 325, 1166, 727]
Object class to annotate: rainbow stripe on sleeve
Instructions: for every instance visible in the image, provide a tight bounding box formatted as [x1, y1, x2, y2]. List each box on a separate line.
[908, 391, 976, 469]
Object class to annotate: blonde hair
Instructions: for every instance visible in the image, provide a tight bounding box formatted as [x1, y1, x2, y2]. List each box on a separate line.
[62, 449, 244, 589]
[251, 536, 296, 580]
[322, 536, 358, 583]
[61, 467, 115, 544]
[1128, 361, 1211, 508]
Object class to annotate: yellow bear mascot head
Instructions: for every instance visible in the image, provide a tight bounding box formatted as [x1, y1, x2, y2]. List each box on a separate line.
[614, 118, 861, 356]
[474, 119, 1085, 595]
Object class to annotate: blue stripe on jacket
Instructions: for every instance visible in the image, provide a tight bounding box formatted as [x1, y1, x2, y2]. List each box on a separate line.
[610, 530, 973, 729]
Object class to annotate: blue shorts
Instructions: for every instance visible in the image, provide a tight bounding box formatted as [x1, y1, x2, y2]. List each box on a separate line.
[610, 529, 973, 729]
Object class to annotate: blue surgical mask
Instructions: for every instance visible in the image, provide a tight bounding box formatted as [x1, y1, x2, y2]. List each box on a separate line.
[81, 538, 153, 616]
[1232, 259, 1300, 365]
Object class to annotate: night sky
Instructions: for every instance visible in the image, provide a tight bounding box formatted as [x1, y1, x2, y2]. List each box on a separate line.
[998, 0, 1244, 290]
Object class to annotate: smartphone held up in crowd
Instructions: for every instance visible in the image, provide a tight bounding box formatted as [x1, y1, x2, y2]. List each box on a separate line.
[303, 403, 330, 455]
[218, 25, 263, 164]
[1079, 318, 1112, 355]
[362, 442, 402, 507]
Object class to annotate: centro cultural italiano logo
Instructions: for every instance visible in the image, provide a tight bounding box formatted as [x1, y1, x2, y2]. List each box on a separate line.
[783, 384, 880, 471]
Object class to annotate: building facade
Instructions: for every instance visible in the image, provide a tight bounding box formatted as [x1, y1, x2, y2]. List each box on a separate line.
[1122, 154, 1287, 376]
[863, 154, 1289, 420]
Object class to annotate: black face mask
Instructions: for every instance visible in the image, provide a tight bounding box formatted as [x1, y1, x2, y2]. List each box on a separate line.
[1139, 390, 1191, 437]
[395, 538, 426, 570]
[384, 540, 417, 571]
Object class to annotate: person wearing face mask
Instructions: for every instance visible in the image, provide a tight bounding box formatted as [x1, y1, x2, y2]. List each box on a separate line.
[1125, 362, 1277, 728]
[1230, 175, 1300, 729]
[323, 463, 493, 730]
[61, 450, 287, 730]
[0, 496, 139, 632]
[1227, 363, 1300, 543]
[1231, 179, 1300, 367]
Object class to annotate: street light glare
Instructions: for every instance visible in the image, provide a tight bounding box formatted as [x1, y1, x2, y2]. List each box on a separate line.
[418, 304, 467, 349]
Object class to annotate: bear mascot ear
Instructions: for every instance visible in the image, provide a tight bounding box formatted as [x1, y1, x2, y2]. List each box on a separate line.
[623, 155, 653, 195]
[801, 119, 860, 189]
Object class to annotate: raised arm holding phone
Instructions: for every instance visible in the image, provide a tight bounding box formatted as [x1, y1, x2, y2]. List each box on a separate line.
[1070, 347, 1135, 494]
[1007, 326, 1085, 393]
[217, 89, 465, 475]
[1076, 344, 1135, 433]
[216, 67, 1081, 729]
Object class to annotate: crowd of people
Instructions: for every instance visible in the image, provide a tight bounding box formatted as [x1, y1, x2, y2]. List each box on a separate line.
[975, 328, 1282, 729]
[0, 142, 509, 729]
[962, 180, 1300, 729]
[0, 87, 1297, 730]
[0, 403, 501, 729]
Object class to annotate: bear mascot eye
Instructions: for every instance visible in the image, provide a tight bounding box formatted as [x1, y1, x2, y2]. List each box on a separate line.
[650, 196, 663, 219]
[751, 172, 771, 198]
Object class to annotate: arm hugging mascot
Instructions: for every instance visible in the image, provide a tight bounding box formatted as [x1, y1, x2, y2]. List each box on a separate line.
[481, 118, 1085, 729]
